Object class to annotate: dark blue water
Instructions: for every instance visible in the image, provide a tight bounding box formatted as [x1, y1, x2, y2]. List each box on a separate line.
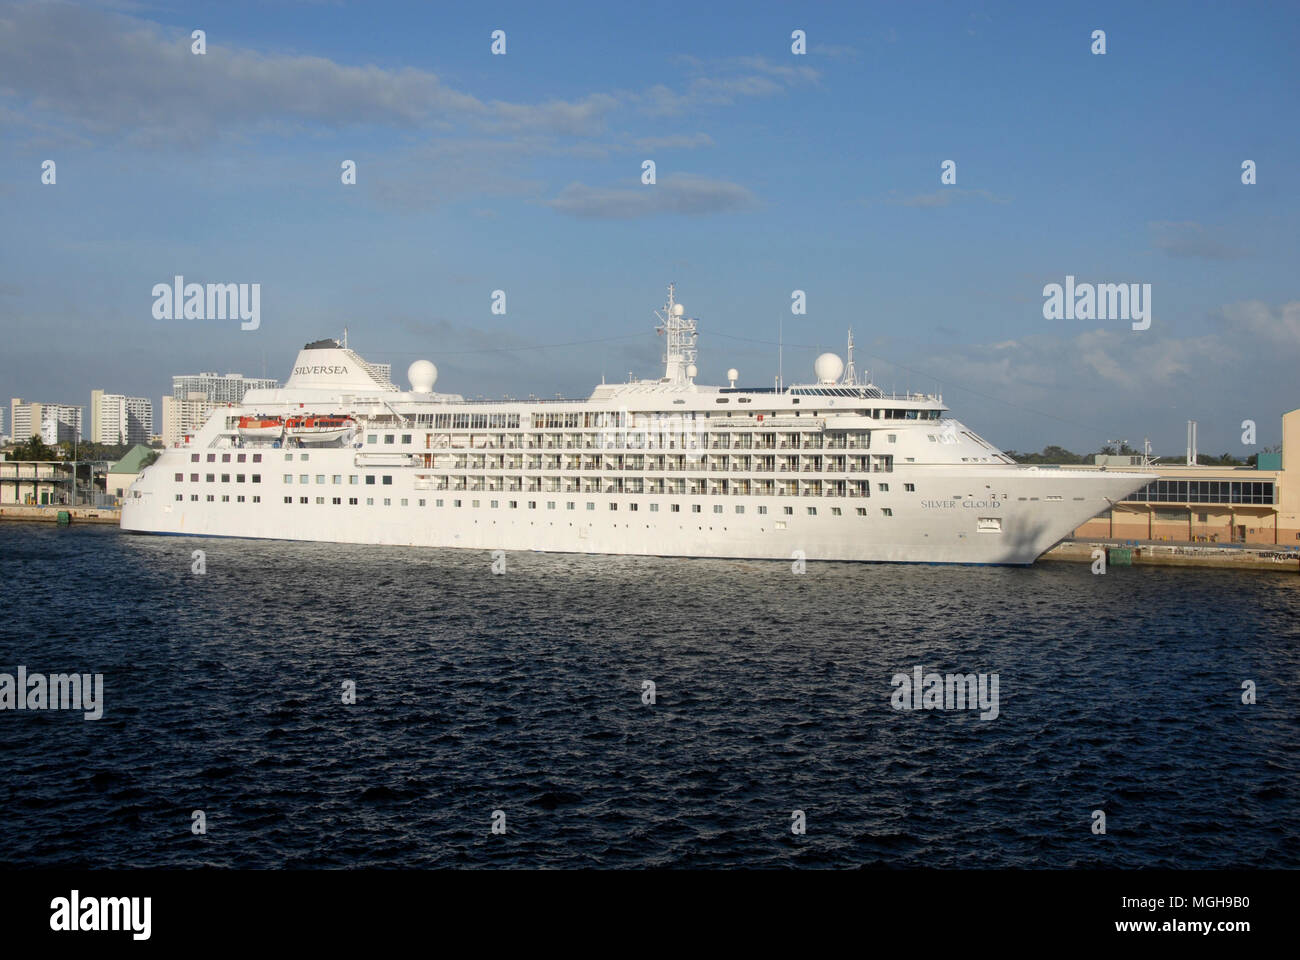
[0, 523, 1296, 868]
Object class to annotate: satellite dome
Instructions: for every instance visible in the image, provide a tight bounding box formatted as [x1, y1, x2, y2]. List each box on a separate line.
[727, 368, 739, 386]
[672, 303, 685, 316]
[814, 352, 844, 384]
[408, 360, 437, 393]
[686, 363, 698, 379]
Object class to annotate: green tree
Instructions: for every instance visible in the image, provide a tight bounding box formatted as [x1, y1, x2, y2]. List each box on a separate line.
[6, 434, 60, 461]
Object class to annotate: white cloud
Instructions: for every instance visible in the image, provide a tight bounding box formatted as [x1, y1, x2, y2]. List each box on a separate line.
[547, 174, 758, 219]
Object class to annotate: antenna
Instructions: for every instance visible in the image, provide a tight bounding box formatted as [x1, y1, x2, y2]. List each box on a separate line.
[342, 327, 348, 349]
[841, 328, 858, 385]
[778, 315, 783, 391]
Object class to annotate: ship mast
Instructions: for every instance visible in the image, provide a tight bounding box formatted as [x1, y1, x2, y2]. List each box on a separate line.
[841, 328, 858, 386]
[654, 283, 698, 384]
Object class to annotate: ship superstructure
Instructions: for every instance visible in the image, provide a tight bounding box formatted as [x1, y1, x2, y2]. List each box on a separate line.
[121, 286, 1152, 563]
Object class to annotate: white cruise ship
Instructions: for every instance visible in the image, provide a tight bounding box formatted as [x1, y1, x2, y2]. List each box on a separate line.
[122, 286, 1152, 564]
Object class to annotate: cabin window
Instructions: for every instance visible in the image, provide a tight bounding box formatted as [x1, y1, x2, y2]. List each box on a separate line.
[882, 508, 893, 516]
[365, 476, 375, 485]
[251, 475, 261, 483]
[401, 435, 412, 444]
[384, 435, 395, 444]
[316, 475, 325, 484]
[382, 475, 392, 485]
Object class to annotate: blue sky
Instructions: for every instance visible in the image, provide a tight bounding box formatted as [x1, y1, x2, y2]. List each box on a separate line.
[2, 0, 1297, 454]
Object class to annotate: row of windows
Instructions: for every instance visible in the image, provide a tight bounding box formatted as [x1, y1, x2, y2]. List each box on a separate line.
[192, 452, 262, 463]
[362, 430, 884, 449]
[1123, 480, 1276, 505]
[169, 469, 922, 496]
[175, 473, 262, 483]
[196, 495, 900, 518]
[177, 494, 261, 503]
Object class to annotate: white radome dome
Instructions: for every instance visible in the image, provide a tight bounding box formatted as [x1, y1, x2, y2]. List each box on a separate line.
[686, 363, 698, 379]
[814, 352, 844, 384]
[672, 303, 685, 316]
[727, 368, 739, 383]
[408, 359, 437, 393]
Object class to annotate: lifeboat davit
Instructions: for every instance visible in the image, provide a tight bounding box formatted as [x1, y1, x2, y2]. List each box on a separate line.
[237, 416, 284, 439]
[285, 415, 356, 443]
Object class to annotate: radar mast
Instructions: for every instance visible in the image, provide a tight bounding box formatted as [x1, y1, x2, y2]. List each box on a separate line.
[654, 283, 698, 384]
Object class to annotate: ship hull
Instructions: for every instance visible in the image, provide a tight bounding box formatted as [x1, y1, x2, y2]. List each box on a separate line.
[121, 463, 1147, 565]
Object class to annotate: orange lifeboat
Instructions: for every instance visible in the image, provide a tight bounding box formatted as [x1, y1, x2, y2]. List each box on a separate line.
[285, 415, 356, 443]
[237, 416, 284, 439]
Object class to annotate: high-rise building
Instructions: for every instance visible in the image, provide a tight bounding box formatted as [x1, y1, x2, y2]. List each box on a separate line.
[161, 392, 212, 446]
[91, 391, 154, 445]
[11, 399, 82, 446]
[171, 372, 278, 405]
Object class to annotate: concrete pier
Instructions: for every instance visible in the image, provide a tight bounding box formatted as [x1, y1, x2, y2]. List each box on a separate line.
[0, 505, 120, 524]
[1043, 538, 1300, 572]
